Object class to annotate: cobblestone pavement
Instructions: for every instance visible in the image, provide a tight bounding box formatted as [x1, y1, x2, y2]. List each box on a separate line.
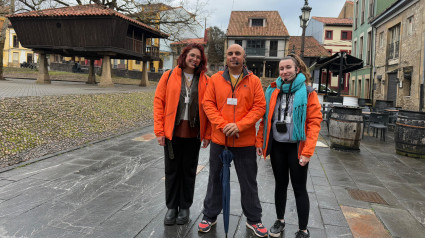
[0, 78, 153, 98]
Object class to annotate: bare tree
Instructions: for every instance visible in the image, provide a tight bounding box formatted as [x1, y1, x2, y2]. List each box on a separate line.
[0, 0, 12, 80]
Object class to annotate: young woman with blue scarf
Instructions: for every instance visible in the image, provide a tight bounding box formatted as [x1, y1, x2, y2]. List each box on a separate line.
[255, 54, 322, 238]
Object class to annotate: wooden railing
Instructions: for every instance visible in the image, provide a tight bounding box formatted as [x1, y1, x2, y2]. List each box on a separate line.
[124, 37, 159, 58]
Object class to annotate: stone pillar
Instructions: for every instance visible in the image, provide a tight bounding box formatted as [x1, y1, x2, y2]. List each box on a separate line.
[86, 59, 96, 84]
[140, 60, 149, 87]
[99, 56, 113, 87]
[36, 53, 50, 84]
[262, 60, 266, 79]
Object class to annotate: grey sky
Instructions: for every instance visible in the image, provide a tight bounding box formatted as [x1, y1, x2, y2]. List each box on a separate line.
[201, 0, 349, 36]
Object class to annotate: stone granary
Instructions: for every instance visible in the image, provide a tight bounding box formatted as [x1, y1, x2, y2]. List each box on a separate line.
[7, 4, 168, 87]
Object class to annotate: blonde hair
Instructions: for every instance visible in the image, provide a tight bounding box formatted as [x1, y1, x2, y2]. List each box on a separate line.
[281, 54, 311, 84]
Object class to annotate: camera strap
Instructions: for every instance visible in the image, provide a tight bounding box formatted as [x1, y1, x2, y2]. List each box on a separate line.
[278, 80, 294, 122]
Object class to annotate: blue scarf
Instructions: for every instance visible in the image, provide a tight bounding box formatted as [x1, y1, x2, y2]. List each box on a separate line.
[264, 73, 307, 143]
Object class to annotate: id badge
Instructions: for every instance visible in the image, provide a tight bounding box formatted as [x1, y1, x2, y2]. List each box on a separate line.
[227, 98, 237, 105]
[285, 116, 292, 123]
[185, 96, 190, 103]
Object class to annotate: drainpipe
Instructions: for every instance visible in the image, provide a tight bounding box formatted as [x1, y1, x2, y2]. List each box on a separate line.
[420, 33, 425, 111]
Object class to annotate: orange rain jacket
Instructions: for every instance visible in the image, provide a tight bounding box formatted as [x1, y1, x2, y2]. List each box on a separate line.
[256, 83, 322, 159]
[153, 66, 211, 141]
[203, 67, 266, 147]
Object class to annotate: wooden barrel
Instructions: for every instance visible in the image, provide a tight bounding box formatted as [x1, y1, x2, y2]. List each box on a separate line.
[394, 110, 425, 159]
[329, 105, 363, 151]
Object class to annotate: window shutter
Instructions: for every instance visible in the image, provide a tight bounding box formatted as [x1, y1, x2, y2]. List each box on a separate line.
[348, 31, 352, 40]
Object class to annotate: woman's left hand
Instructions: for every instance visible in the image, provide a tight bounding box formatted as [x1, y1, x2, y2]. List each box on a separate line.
[299, 155, 310, 166]
[202, 139, 211, 148]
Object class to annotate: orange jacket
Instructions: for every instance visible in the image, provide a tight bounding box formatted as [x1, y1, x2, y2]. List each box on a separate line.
[256, 84, 322, 159]
[203, 67, 266, 147]
[153, 66, 211, 141]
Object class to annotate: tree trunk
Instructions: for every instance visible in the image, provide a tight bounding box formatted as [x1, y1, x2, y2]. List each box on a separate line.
[0, 18, 9, 80]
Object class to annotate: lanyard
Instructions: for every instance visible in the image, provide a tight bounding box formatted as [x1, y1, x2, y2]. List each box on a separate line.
[231, 73, 242, 93]
[184, 75, 193, 96]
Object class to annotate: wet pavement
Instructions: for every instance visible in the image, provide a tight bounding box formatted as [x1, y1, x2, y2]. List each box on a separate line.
[0, 78, 425, 237]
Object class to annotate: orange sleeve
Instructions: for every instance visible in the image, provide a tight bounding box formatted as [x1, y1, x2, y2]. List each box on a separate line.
[202, 76, 229, 131]
[202, 75, 212, 140]
[153, 70, 171, 137]
[301, 91, 323, 157]
[235, 77, 266, 132]
[255, 118, 265, 148]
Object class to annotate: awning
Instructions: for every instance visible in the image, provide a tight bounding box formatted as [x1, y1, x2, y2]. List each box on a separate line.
[314, 52, 363, 74]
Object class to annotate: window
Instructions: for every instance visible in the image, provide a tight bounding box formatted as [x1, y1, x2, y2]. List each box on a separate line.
[135, 60, 141, 65]
[361, 0, 365, 24]
[235, 40, 242, 46]
[403, 67, 412, 96]
[379, 32, 384, 48]
[269, 40, 278, 57]
[246, 40, 265, 55]
[366, 31, 372, 65]
[369, 0, 374, 18]
[359, 36, 364, 60]
[251, 19, 264, 27]
[341, 31, 352, 40]
[388, 24, 400, 59]
[12, 35, 19, 48]
[407, 16, 413, 35]
[12, 52, 19, 63]
[325, 30, 333, 40]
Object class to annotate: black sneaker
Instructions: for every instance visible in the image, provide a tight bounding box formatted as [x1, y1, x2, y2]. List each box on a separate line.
[295, 229, 310, 238]
[269, 220, 285, 237]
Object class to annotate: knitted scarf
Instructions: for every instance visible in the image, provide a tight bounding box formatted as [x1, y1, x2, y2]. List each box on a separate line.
[265, 73, 307, 141]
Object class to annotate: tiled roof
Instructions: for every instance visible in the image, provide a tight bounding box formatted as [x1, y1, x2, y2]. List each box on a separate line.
[226, 11, 289, 37]
[312, 16, 353, 25]
[170, 38, 206, 45]
[346, 0, 354, 5]
[288, 36, 331, 57]
[7, 4, 168, 38]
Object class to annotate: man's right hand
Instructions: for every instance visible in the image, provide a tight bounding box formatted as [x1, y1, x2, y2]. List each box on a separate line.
[157, 136, 165, 146]
[256, 147, 263, 156]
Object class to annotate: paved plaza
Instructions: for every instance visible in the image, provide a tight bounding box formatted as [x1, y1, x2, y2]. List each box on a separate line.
[0, 78, 424, 237]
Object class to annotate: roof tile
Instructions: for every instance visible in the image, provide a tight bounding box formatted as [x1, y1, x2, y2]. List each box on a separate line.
[288, 36, 331, 57]
[226, 11, 289, 37]
[312, 16, 353, 25]
[8, 4, 168, 37]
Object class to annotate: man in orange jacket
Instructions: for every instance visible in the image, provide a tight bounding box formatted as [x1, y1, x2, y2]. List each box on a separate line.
[197, 44, 268, 237]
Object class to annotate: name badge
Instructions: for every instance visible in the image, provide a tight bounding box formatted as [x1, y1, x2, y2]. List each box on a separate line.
[185, 96, 190, 103]
[285, 116, 292, 123]
[227, 98, 237, 105]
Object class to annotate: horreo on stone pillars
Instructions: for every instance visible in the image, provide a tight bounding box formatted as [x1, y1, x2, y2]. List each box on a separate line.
[99, 55, 113, 87]
[36, 52, 50, 84]
[140, 60, 149, 87]
[86, 59, 97, 84]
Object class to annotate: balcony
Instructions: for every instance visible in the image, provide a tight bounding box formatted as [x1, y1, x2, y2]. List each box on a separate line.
[246, 48, 266, 56]
[146, 45, 159, 58]
[124, 37, 160, 58]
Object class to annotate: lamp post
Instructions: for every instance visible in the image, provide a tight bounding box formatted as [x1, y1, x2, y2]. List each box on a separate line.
[299, 0, 312, 61]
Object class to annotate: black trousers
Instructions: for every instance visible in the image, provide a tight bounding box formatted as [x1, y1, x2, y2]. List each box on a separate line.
[270, 139, 309, 230]
[164, 136, 201, 209]
[202, 142, 262, 224]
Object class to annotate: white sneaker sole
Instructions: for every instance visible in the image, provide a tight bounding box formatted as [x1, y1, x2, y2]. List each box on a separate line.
[246, 222, 268, 237]
[198, 221, 217, 233]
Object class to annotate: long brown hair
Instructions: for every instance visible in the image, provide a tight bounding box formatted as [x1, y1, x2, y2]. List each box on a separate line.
[281, 54, 311, 84]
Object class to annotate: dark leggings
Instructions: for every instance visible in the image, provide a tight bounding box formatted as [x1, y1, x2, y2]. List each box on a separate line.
[270, 139, 309, 230]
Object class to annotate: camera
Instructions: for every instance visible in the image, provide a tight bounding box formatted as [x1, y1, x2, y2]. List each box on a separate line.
[276, 121, 287, 133]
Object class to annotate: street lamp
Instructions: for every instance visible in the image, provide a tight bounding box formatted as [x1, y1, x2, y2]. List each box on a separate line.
[299, 0, 312, 61]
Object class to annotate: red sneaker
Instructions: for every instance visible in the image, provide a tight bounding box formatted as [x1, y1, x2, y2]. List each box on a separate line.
[198, 219, 217, 233]
[246, 222, 268, 237]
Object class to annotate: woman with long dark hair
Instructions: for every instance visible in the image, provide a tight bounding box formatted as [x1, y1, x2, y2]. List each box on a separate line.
[256, 54, 322, 238]
[154, 43, 211, 225]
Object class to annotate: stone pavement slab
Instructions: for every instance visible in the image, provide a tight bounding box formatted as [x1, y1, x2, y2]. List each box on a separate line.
[0, 122, 424, 237]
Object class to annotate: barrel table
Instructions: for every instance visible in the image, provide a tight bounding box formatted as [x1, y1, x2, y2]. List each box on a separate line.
[394, 110, 425, 159]
[329, 105, 364, 151]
